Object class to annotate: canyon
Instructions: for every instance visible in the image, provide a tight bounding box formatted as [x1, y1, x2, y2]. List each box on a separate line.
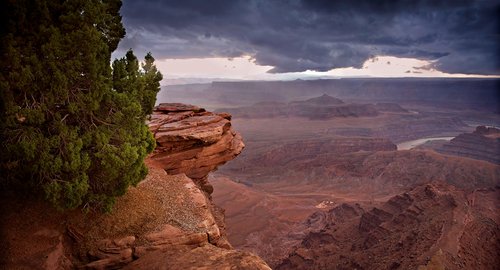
[213, 143, 499, 267]
[196, 79, 498, 269]
[2, 78, 498, 269]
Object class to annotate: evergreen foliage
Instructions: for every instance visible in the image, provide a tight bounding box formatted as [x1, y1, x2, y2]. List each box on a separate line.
[0, 0, 162, 211]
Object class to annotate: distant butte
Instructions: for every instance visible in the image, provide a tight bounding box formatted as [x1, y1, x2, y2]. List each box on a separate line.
[299, 94, 345, 105]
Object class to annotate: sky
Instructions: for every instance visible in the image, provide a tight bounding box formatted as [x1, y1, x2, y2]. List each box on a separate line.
[114, 0, 500, 84]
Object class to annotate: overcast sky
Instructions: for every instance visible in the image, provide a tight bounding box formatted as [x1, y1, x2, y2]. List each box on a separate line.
[115, 0, 499, 83]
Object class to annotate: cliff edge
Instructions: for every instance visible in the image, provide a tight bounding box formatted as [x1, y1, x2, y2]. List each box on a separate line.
[149, 103, 244, 194]
[0, 103, 269, 270]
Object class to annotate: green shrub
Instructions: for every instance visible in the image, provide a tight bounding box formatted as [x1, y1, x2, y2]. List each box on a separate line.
[0, 0, 162, 211]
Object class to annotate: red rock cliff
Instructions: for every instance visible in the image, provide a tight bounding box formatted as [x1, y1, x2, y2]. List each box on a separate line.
[149, 103, 245, 194]
[1, 103, 270, 270]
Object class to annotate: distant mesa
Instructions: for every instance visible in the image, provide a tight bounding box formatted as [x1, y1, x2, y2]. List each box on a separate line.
[218, 101, 289, 118]
[205, 79, 500, 109]
[160, 79, 500, 113]
[289, 94, 380, 119]
[217, 94, 404, 119]
[288, 101, 378, 119]
[437, 126, 500, 164]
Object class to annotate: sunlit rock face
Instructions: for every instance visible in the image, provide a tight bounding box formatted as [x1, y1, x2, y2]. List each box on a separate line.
[149, 103, 245, 194]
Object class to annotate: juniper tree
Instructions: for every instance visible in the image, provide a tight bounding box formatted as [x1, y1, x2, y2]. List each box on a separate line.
[0, 0, 162, 211]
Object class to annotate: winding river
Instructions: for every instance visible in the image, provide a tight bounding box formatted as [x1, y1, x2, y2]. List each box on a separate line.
[397, 136, 455, 150]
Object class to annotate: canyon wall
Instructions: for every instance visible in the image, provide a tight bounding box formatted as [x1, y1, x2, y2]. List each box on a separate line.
[438, 126, 500, 164]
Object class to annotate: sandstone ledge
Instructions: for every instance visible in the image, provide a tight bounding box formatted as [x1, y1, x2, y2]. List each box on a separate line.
[149, 103, 245, 194]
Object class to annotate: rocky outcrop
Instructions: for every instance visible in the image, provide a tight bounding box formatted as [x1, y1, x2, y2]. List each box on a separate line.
[437, 126, 500, 164]
[277, 183, 500, 270]
[149, 103, 244, 194]
[1, 104, 270, 270]
[1, 164, 270, 270]
[125, 243, 271, 270]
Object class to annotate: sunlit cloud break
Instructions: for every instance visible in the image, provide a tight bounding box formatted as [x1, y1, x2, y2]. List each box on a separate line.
[157, 55, 498, 85]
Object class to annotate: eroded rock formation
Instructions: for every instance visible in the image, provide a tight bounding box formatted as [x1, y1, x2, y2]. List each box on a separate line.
[277, 183, 500, 270]
[149, 103, 245, 194]
[438, 126, 500, 164]
[214, 133, 499, 267]
[253, 137, 396, 167]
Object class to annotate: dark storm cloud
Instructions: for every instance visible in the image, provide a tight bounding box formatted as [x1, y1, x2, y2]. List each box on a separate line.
[117, 0, 500, 75]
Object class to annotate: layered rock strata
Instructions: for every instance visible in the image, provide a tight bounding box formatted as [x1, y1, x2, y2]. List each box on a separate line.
[252, 137, 396, 168]
[214, 147, 499, 266]
[438, 126, 500, 164]
[277, 183, 500, 270]
[149, 103, 245, 194]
